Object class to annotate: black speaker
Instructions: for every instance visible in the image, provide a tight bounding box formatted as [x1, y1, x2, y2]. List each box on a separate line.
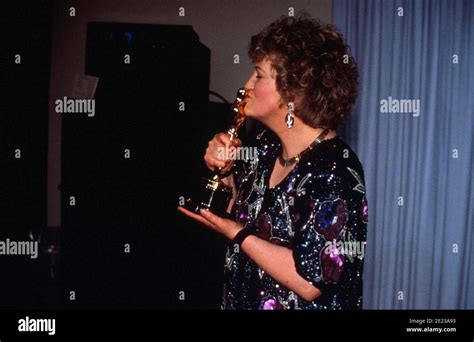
[61, 23, 227, 308]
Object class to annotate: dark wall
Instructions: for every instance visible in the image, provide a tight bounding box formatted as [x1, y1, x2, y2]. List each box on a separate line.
[0, 0, 53, 308]
[60, 23, 228, 308]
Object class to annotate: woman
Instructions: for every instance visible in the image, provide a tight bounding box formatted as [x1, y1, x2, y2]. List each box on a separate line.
[178, 14, 367, 310]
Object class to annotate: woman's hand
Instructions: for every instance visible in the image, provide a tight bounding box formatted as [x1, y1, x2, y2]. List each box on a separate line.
[204, 133, 242, 173]
[178, 205, 321, 302]
[177, 206, 243, 240]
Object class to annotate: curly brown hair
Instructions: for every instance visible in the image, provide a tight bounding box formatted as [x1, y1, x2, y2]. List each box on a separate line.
[248, 14, 358, 130]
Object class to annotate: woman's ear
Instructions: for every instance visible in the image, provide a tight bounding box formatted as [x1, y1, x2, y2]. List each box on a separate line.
[278, 97, 294, 110]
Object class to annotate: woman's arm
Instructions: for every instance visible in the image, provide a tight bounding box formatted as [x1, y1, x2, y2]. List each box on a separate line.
[240, 234, 322, 302]
[177, 205, 321, 302]
[196, 209, 322, 302]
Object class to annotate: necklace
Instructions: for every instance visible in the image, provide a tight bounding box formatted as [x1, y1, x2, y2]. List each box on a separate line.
[278, 128, 330, 167]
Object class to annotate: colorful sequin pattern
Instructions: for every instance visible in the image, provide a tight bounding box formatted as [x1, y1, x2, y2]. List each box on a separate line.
[222, 130, 368, 310]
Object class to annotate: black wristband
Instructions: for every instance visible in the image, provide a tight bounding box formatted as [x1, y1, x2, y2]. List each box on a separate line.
[232, 227, 254, 247]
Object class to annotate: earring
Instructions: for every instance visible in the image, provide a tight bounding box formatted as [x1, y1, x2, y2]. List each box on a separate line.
[285, 102, 295, 128]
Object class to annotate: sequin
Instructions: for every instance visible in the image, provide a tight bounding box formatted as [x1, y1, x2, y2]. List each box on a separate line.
[320, 246, 344, 283]
[255, 213, 272, 240]
[260, 297, 280, 310]
[361, 197, 369, 223]
[221, 129, 367, 310]
[314, 198, 348, 240]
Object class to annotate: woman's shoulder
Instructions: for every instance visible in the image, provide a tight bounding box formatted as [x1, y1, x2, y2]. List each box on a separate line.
[301, 135, 366, 188]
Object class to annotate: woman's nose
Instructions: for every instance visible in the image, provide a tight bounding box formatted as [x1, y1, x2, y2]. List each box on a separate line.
[244, 72, 256, 90]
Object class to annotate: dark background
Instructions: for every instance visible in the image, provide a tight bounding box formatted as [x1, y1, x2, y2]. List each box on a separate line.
[0, 0, 248, 309]
[0, 1, 52, 308]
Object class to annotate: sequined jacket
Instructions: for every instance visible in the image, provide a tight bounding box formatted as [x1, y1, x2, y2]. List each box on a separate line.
[222, 129, 368, 310]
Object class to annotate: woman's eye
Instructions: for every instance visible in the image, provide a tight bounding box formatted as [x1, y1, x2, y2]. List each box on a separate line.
[256, 75, 262, 79]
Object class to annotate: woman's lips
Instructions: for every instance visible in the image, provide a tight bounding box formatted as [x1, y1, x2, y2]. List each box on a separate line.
[244, 89, 252, 99]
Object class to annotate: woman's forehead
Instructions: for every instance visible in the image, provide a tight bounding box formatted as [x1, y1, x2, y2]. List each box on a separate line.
[254, 59, 275, 73]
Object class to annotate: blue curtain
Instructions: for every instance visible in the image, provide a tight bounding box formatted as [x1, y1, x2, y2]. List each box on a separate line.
[333, 0, 474, 309]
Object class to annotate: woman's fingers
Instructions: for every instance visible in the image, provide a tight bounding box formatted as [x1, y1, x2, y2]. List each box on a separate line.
[177, 206, 218, 230]
[204, 133, 242, 170]
[178, 206, 243, 241]
[200, 209, 242, 240]
[204, 133, 244, 171]
[233, 138, 242, 147]
[217, 133, 233, 147]
[199, 209, 227, 227]
[204, 133, 235, 171]
[204, 155, 227, 169]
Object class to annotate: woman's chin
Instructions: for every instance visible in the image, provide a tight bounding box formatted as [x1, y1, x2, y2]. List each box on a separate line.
[244, 110, 256, 119]
[245, 112, 263, 122]
[244, 109, 262, 119]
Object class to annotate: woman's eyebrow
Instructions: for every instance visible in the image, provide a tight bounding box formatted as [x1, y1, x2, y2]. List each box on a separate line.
[255, 66, 265, 73]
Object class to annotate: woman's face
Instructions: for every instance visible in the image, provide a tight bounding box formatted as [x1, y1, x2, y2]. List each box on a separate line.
[243, 58, 285, 122]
